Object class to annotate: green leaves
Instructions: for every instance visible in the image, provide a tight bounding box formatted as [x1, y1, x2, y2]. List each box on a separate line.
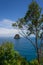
[12, 23, 17, 26]
[24, 1, 41, 27]
[0, 42, 30, 65]
[30, 60, 40, 65]
[0, 42, 19, 65]
[12, 18, 26, 29]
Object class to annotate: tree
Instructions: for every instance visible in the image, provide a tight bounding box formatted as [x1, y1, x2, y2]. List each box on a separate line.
[0, 42, 15, 65]
[12, 0, 43, 65]
[39, 32, 43, 64]
[0, 42, 21, 65]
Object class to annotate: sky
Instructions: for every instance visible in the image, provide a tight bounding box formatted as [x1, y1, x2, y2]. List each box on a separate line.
[0, 0, 43, 37]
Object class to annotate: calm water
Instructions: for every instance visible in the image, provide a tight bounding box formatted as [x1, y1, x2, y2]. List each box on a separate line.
[0, 37, 40, 61]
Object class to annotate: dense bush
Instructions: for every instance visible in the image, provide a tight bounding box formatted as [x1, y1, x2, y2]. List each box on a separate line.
[0, 42, 29, 65]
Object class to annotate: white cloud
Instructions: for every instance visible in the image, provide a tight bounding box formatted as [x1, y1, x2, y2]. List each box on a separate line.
[0, 19, 15, 28]
[0, 27, 28, 37]
[0, 19, 36, 37]
[0, 27, 35, 37]
[0, 28, 20, 37]
[0, 19, 16, 37]
[29, 34, 35, 37]
[0, 19, 27, 37]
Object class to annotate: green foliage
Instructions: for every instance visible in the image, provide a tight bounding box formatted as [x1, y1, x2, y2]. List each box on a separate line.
[0, 42, 42, 65]
[0, 42, 28, 65]
[0, 42, 29, 65]
[0, 42, 15, 65]
[12, 23, 17, 27]
[0, 42, 20, 65]
[25, 4, 41, 29]
[30, 60, 40, 65]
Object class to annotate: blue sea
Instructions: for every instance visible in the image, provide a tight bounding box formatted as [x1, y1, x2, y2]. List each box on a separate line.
[0, 37, 41, 61]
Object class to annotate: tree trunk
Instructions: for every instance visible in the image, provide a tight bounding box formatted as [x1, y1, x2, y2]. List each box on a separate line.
[36, 28, 40, 65]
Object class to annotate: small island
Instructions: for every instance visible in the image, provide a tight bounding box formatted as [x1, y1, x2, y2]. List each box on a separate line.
[14, 34, 20, 39]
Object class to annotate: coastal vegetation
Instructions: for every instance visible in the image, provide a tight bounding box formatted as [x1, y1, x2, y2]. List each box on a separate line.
[0, 42, 41, 65]
[12, 0, 43, 65]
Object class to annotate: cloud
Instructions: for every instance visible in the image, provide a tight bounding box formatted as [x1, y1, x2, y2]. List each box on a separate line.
[0, 19, 27, 37]
[0, 27, 20, 37]
[29, 34, 35, 37]
[0, 27, 35, 37]
[0, 19, 23, 37]
[0, 19, 15, 28]
[0, 27, 27, 37]
[0, 27, 28, 37]
[0, 19, 35, 37]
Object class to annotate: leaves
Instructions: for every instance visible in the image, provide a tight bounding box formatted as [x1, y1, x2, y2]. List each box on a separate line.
[0, 42, 18, 65]
[0, 42, 30, 65]
[25, 1, 41, 22]
[12, 23, 17, 27]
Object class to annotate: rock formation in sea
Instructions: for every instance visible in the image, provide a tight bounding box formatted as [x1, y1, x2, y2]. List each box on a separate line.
[14, 34, 20, 39]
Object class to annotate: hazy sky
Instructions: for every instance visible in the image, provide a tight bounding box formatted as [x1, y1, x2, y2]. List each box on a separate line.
[0, 0, 43, 37]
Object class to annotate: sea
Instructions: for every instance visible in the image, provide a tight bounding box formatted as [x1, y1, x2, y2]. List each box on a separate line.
[0, 37, 41, 61]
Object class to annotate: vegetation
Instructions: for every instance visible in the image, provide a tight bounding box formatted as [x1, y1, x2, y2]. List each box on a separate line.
[12, 0, 43, 65]
[0, 42, 41, 65]
[0, 42, 29, 65]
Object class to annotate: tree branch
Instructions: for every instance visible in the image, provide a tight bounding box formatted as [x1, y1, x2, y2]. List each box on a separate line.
[19, 30, 36, 50]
